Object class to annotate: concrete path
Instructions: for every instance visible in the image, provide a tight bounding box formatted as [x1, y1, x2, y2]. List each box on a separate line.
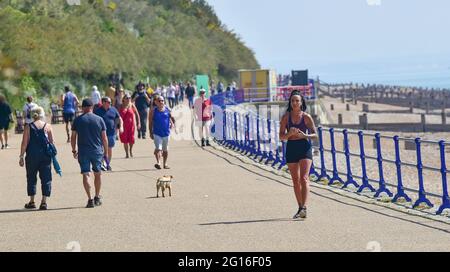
[0, 105, 449, 252]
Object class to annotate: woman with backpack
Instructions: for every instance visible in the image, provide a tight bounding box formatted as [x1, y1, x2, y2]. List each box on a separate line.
[19, 106, 55, 210]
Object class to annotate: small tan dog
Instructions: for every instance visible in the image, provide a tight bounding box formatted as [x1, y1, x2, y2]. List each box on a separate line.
[156, 175, 173, 198]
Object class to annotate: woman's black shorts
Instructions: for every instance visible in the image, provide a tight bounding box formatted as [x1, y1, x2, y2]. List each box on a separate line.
[286, 140, 313, 163]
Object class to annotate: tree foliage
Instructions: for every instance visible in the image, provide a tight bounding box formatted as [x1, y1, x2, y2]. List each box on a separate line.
[0, 0, 259, 109]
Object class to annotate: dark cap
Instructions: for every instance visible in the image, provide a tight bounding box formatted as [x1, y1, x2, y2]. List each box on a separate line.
[82, 98, 94, 108]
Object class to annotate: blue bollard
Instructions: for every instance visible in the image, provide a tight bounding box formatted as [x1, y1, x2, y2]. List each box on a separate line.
[342, 129, 359, 189]
[317, 127, 331, 181]
[392, 136, 412, 203]
[357, 131, 376, 193]
[328, 128, 344, 185]
[437, 141, 450, 215]
[412, 138, 434, 209]
[265, 118, 275, 165]
[374, 133, 393, 197]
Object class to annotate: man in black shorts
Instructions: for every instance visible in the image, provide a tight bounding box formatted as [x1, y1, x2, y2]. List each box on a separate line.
[0, 95, 13, 149]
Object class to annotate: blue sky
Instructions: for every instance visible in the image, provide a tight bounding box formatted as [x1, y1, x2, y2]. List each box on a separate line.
[207, 0, 450, 86]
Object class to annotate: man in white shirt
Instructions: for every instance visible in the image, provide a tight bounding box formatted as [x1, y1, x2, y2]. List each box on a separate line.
[23, 96, 38, 125]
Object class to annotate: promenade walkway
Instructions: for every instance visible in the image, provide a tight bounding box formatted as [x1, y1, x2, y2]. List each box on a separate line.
[0, 105, 449, 252]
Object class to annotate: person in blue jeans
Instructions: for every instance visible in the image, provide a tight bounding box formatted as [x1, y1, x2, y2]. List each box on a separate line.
[71, 99, 108, 208]
[60, 86, 79, 143]
[185, 82, 195, 109]
[94, 97, 123, 171]
[149, 95, 175, 170]
[19, 106, 54, 210]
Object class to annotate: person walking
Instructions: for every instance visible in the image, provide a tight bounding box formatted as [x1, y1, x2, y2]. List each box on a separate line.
[185, 82, 195, 109]
[94, 97, 123, 171]
[132, 84, 151, 139]
[279, 90, 317, 219]
[119, 94, 140, 158]
[194, 89, 213, 147]
[149, 95, 175, 170]
[0, 95, 13, 149]
[61, 86, 80, 143]
[91, 85, 102, 111]
[23, 96, 37, 126]
[19, 106, 54, 210]
[167, 83, 176, 109]
[71, 99, 108, 208]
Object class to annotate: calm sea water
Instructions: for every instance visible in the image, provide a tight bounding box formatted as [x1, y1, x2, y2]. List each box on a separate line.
[311, 60, 450, 89]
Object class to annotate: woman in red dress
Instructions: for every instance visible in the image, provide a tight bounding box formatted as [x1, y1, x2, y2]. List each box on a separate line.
[119, 94, 141, 158]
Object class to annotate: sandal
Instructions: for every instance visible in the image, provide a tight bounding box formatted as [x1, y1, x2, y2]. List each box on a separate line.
[39, 203, 48, 210]
[154, 164, 161, 170]
[24, 202, 36, 209]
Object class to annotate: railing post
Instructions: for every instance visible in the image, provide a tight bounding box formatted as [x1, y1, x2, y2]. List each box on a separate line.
[392, 136, 411, 203]
[239, 113, 244, 151]
[309, 138, 320, 177]
[233, 112, 238, 150]
[357, 131, 376, 193]
[412, 138, 434, 209]
[278, 141, 287, 170]
[328, 128, 344, 185]
[317, 127, 331, 181]
[437, 140, 450, 215]
[250, 115, 257, 156]
[244, 114, 251, 155]
[265, 118, 275, 165]
[222, 109, 227, 145]
[272, 121, 283, 168]
[342, 129, 359, 189]
[254, 117, 262, 159]
[260, 118, 268, 162]
[374, 133, 393, 197]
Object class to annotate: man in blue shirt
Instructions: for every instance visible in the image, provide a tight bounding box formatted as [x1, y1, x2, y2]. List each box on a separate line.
[94, 97, 123, 171]
[71, 99, 108, 208]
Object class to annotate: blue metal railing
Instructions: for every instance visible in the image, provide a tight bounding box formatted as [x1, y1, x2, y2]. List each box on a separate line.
[214, 109, 450, 216]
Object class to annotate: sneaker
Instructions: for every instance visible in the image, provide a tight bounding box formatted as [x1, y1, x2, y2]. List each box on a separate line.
[94, 196, 102, 206]
[142, 135, 146, 139]
[106, 165, 112, 171]
[101, 165, 107, 171]
[201, 138, 206, 147]
[4, 144, 9, 149]
[86, 199, 95, 208]
[299, 207, 307, 219]
[293, 207, 302, 219]
[206, 140, 211, 146]
[1, 145, 4, 150]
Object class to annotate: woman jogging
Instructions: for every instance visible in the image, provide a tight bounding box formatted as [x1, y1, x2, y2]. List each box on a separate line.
[279, 90, 317, 219]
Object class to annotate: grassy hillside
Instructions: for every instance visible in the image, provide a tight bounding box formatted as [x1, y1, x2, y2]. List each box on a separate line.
[0, 0, 259, 109]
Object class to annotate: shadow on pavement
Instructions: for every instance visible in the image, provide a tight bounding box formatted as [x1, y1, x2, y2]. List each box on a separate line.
[199, 218, 297, 226]
[0, 207, 83, 214]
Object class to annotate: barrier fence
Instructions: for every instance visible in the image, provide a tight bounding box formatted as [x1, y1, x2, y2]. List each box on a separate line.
[213, 109, 450, 216]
